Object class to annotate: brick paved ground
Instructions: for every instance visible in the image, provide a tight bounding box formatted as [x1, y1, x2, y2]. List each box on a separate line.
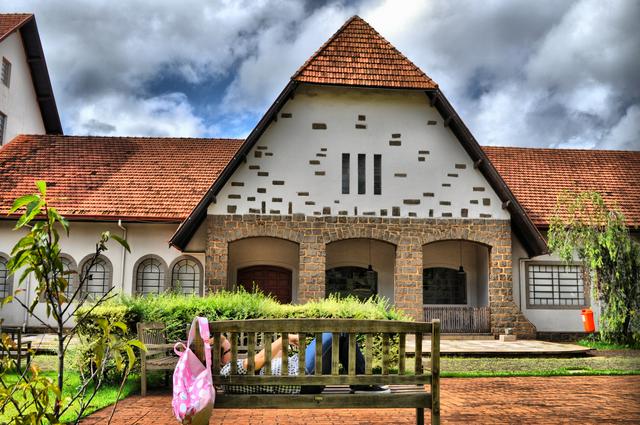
[82, 376, 640, 424]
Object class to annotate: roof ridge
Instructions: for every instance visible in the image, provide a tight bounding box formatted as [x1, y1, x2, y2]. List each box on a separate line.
[482, 145, 640, 154]
[15, 134, 245, 142]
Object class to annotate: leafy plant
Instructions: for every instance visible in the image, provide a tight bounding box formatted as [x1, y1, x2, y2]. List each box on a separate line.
[548, 190, 640, 345]
[1, 181, 144, 424]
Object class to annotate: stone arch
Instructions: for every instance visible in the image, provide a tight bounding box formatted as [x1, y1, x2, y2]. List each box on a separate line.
[225, 231, 304, 245]
[323, 227, 400, 246]
[419, 232, 496, 249]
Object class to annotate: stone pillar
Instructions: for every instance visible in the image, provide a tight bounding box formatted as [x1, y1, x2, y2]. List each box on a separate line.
[297, 237, 326, 303]
[394, 238, 423, 321]
[488, 222, 536, 338]
[205, 217, 228, 293]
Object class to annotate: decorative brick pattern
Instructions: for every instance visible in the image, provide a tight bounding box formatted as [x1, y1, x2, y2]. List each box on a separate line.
[205, 215, 536, 336]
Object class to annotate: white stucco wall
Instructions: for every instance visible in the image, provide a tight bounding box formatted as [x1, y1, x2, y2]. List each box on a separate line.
[422, 241, 489, 307]
[325, 239, 396, 303]
[209, 85, 508, 220]
[227, 237, 300, 302]
[0, 220, 205, 327]
[512, 232, 598, 332]
[0, 32, 46, 145]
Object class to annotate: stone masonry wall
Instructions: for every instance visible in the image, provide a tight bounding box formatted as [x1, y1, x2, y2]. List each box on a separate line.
[206, 214, 536, 337]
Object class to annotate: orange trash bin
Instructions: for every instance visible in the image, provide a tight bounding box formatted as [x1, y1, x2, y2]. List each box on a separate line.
[581, 308, 595, 333]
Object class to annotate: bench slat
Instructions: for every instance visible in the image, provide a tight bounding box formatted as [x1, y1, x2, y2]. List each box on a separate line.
[382, 334, 389, 375]
[214, 390, 431, 409]
[211, 332, 221, 376]
[213, 374, 431, 386]
[281, 332, 289, 376]
[365, 333, 373, 375]
[414, 332, 423, 375]
[230, 332, 238, 375]
[314, 332, 322, 376]
[209, 319, 432, 334]
[298, 334, 306, 376]
[264, 333, 272, 375]
[247, 332, 256, 374]
[348, 333, 356, 376]
[331, 332, 339, 376]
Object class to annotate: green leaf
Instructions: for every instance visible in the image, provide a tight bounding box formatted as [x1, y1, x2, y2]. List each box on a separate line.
[9, 194, 39, 214]
[35, 180, 47, 197]
[110, 234, 131, 253]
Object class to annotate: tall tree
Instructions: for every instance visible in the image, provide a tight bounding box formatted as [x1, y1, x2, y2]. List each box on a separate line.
[548, 190, 640, 344]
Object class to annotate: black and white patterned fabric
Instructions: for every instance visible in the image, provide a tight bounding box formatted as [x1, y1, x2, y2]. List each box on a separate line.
[220, 355, 301, 394]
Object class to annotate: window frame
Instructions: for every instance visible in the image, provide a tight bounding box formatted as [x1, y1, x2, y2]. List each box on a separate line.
[78, 254, 113, 299]
[134, 254, 168, 296]
[0, 111, 6, 146]
[169, 255, 204, 296]
[0, 252, 13, 300]
[422, 266, 468, 306]
[1, 57, 10, 88]
[341, 153, 350, 194]
[525, 261, 589, 310]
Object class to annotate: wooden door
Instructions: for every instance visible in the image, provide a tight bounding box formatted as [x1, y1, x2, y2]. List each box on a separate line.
[237, 265, 292, 304]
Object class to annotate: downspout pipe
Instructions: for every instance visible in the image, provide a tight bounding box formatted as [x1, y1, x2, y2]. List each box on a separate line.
[117, 220, 128, 293]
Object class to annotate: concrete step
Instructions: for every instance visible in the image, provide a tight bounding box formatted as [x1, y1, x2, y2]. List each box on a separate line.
[441, 333, 494, 340]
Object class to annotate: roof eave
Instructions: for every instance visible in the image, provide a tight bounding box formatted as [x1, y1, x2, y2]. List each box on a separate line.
[169, 80, 299, 249]
[426, 89, 548, 257]
[18, 16, 63, 135]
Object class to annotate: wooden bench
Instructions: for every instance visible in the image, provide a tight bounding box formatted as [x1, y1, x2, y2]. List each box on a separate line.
[137, 322, 178, 396]
[0, 326, 32, 372]
[193, 318, 440, 425]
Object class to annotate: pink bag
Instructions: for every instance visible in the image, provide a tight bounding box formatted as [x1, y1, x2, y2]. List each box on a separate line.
[172, 317, 215, 425]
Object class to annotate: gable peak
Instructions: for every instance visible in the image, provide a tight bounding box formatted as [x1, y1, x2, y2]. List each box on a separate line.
[292, 15, 437, 90]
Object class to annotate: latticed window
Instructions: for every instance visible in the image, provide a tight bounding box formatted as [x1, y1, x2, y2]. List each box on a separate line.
[60, 256, 76, 299]
[0, 256, 10, 299]
[81, 257, 112, 298]
[136, 258, 165, 295]
[423, 267, 467, 305]
[171, 258, 201, 295]
[526, 263, 587, 308]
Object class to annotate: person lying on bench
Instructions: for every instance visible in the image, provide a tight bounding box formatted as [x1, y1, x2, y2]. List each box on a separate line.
[217, 333, 389, 394]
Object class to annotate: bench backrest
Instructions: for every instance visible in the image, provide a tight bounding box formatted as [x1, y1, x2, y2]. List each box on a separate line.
[192, 318, 440, 387]
[137, 322, 170, 358]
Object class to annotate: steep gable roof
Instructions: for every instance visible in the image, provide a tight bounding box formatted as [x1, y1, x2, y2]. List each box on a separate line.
[484, 146, 640, 229]
[293, 16, 437, 89]
[0, 13, 32, 42]
[0, 13, 62, 135]
[0, 135, 243, 221]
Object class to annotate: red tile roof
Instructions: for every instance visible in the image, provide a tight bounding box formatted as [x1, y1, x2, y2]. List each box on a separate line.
[0, 13, 32, 42]
[293, 16, 437, 90]
[0, 135, 243, 221]
[483, 146, 640, 228]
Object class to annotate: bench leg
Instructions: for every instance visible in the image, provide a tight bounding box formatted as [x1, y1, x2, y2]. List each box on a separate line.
[416, 408, 424, 425]
[141, 362, 147, 397]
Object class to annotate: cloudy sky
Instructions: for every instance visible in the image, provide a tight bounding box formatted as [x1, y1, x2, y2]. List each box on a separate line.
[2, 0, 639, 149]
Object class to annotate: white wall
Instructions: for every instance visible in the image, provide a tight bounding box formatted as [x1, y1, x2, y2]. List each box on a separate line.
[422, 241, 489, 307]
[209, 85, 508, 220]
[512, 232, 598, 332]
[0, 32, 46, 145]
[0, 220, 206, 327]
[325, 239, 396, 303]
[227, 237, 299, 301]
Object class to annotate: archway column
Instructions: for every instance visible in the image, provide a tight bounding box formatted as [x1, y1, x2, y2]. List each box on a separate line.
[298, 238, 326, 303]
[394, 238, 423, 321]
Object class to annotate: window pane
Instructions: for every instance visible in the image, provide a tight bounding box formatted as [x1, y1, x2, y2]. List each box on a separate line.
[341, 153, 350, 194]
[0, 113, 6, 146]
[1, 58, 10, 87]
[423, 267, 467, 304]
[326, 266, 377, 301]
[527, 263, 585, 307]
[83, 258, 111, 297]
[172, 259, 201, 295]
[373, 154, 381, 195]
[358, 154, 366, 194]
[136, 258, 164, 295]
[0, 257, 9, 298]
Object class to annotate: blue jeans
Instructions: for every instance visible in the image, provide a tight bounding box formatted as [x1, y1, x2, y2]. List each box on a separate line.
[301, 332, 366, 393]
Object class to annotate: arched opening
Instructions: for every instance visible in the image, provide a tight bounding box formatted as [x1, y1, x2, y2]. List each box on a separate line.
[228, 237, 299, 303]
[422, 240, 491, 333]
[0, 253, 11, 300]
[79, 255, 113, 298]
[325, 239, 396, 303]
[169, 256, 204, 295]
[134, 255, 168, 296]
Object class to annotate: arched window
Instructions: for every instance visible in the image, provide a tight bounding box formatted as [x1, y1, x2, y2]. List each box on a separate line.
[423, 267, 466, 305]
[59, 254, 77, 300]
[135, 256, 167, 295]
[80, 255, 113, 298]
[0, 253, 11, 299]
[325, 266, 377, 301]
[170, 257, 202, 295]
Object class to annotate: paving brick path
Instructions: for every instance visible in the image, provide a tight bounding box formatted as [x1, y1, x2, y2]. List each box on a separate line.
[82, 376, 640, 424]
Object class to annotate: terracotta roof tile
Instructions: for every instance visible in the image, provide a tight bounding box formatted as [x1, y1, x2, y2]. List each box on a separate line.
[293, 16, 437, 89]
[0, 135, 243, 221]
[483, 146, 640, 228]
[0, 13, 32, 42]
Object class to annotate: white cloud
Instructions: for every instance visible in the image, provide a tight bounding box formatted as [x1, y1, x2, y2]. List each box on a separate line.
[599, 105, 640, 151]
[69, 93, 213, 137]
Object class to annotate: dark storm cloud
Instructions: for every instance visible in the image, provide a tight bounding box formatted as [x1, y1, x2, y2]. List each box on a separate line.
[1, 0, 638, 149]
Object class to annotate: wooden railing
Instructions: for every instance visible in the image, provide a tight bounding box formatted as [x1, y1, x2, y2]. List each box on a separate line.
[423, 306, 491, 333]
